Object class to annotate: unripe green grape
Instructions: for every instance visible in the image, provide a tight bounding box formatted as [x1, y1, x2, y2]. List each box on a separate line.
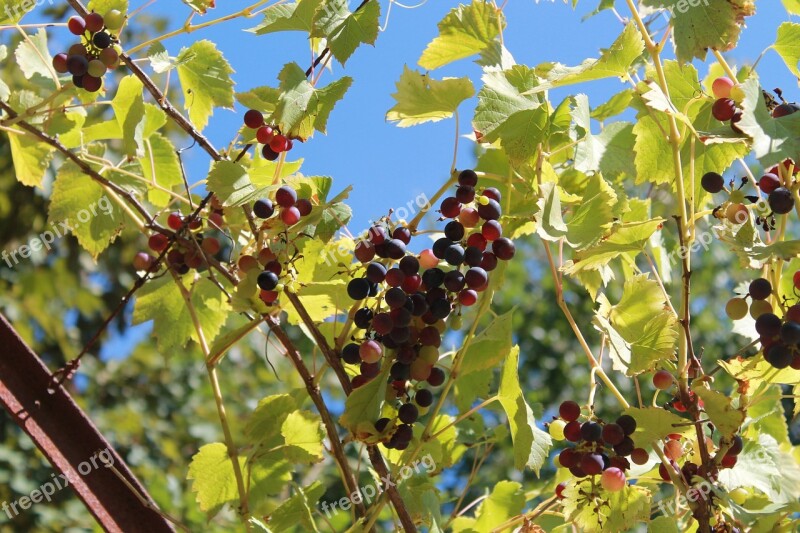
[749, 299, 772, 320]
[548, 419, 566, 441]
[450, 315, 463, 330]
[419, 345, 439, 364]
[104, 9, 125, 31]
[87, 59, 106, 78]
[725, 297, 748, 320]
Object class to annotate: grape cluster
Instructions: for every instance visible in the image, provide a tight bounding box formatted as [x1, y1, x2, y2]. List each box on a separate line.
[726, 277, 800, 369]
[339, 169, 514, 450]
[549, 401, 643, 494]
[710, 77, 745, 133]
[52, 12, 124, 93]
[243, 110, 296, 161]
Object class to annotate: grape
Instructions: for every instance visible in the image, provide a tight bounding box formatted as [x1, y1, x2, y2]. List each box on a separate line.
[580, 421, 602, 441]
[458, 169, 478, 187]
[483, 187, 501, 201]
[443, 270, 465, 292]
[759, 173, 781, 194]
[104, 9, 125, 30]
[386, 268, 405, 287]
[712, 77, 734, 99]
[653, 370, 674, 390]
[580, 453, 604, 475]
[133, 252, 153, 270]
[275, 186, 297, 208]
[52, 53, 69, 74]
[459, 207, 480, 227]
[253, 199, 275, 219]
[421, 268, 444, 289]
[658, 462, 674, 481]
[616, 415, 636, 435]
[772, 103, 800, 118]
[390, 307, 411, 327]
[464, 267, 488, 290]
[458, 289, 478, 306]
[399, 255, 420, 276]
[721, 455, 737, 468]
[769, 187, 794, 214]
[456, 185, 475, 203]
[555, 482, 567, 499]
[481, 252, 498, 271]
[148, 234, 168, 252]
[729, 435, 743, 456]
[419, 249, 439, 269]
[477, 199, 501, 221]
[202, 237, 220, 255]
[765, 343, 793, 369]
[444, 221, 465, 241]
[549, 419, 566, 440]
[92, 31, 112, 49]
[238, 255, 259, 272]
[260, 290, 279, 305]
[559, 400, 581, 422]
[440, 197, 462, 218]
[347, 278, 370, 300]
[373, 313, 393, 335]
[85, 12, 105, 33]
[444, 244, 465, 266]
[749, 299, 772, 320]
[749, 278, 772, 300]
[354, 308, 373, 329]
[730, 111, 744, 134]
[464, 246, 484, 267]
[415, 389, 433, 407]
[256, 126, 274, 144]
[631, 448, 649, 465]
[257, 271, 279, 291]
[359, 340, 382, 363]
[410, 293, 428, 316]
[369, 226, 387, 244]
[167, 212, 183, 230]
[781, 322, 800, 344]
[754, 312, 781, 337]
[559, 448, 578, 468]
[390, 361, 410, 380]
[354, 240, 375, 263]
[601, 468, 626, 492]
[601, 423, 625, 446]
[365, 262, 387, 283]
[427, 367, 445, 386]
[568, 465, 587, 478]
[712, 98, 737, 121]
[664, 439, 682, 461]
[68, 16, 87, 35]
[429, 298, 451, 319]
[341, 343, 361, 364]
[467, 233, 487, 251]
[374, 417, 391, 433]
[67, 55, 89, 76]
[385, 287, 407, 309]
[432, 238, 452, 259]
[261, 145, 279, 161]
[481, 220, 502, 241]
[281, 206, 301, 225]
[243, 109, 264, 129]
[492, 238, 515, 260]
[614, 436, 635, 456]
[563, 420, 582, 442]
[701, 171, 724, 193]
[393, 226, 412, 244]
[419, 326, 441, 347]
[787, 304, 800, 323]
[410, 359, 432, 381]
[385, 239, 406, 260]
[725, 203, 748, 224]
[361, 361, 381, 378]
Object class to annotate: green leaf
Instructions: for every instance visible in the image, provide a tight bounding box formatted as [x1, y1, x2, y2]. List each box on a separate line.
[773, 23, 800, 80]
[0, 45, 8, 101]
[530, 24, 644, 91]
[187, 443, 241, 519]
[563, 218, 664, 274]
[536, 182, 569, 241]
[5, 130, 54, 187]
[472, 481, 525, 532]
[111, 75, 146, 157]
[386, 66, 474, 127]
[566, 173, 619, 249]
[473, 65, 549, 166]
[691, 383, 745, 438]
[737, 77, 800, 167]
[783, 0, 800, 14]
[268, 482, 325, 532]
[642, 0, 755, 63]
[176, 40, 235, 131]
[140, 134, 183, 207]
[132, 277, 231, 351]
[459, 310, 514, 375]
[87, 0, 128, 15]
[591, 88, 634, 121]
[340, 365, 390, 436]
[14, 29, 55, 87]
[312, 0, 380, 65]
[622, 407, 692, 448]
[717, 434, 800, 503]
[207, 161, 256, 206]
[48, 161, 126, 258]
[247, 0, 321, 34]
[499, 346, 552, 473]
[281, 410, 325, 462]
[563, 480, 650, 533]
[719, 356, 800, 386]
[0, 0, 24, 24]
[271, 63, 352, 139]
[245, 394, 298, 445]
[418, 0, 503, 70]
[183, 0, 214, 14]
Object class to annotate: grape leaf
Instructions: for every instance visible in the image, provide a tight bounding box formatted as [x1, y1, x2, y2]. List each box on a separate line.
[271, 62, 352, 139]
[207, 161, 256, 207]
[718, 356, 800, 386]
[566, 173, 619, 250]
[183, 0, 214, 14]
[140, 133, 183, 207]
[0, 45, 8, 101]
[536, 182, 569, 241]
[622, 407, 692, 448]
[563, 480, 650, 533]
[244, 394, 298, 446]
[591, 88, 634, 121]
[48, 161, 126, 258]
[0, 0, 23, 24]
[473, 65, 550, 166]
[312, 0, 380, 65]
[14, 29, 55, 88]
[717, 434, 800, 503]
[472, 481, 525, 531]
[87, 0, 128, 15]
[773, 23, 800, 80]
[5, 129, 53, 187]
[736, 78, 800, 167]
[641, 0, 755, 63]
[691, 383, 744, 438]
[247, 0, 321, 34]
[111, 75, 146, 157]
[783, 0, 800, 14]
[386, 67, 474, 127]
[459, 310, 514, 375]
[340, 365, 390, 436]
[563, 218, 664, 274]
[499, 346, 552, 473]
[418, 0, 504, 70]
[649, 516, 681, 533]
[132, 276, 231, 351]
[281, 410, 325, 463]
[176, 40, 235, 131]
[529, 23, 644, 92]
[268, 482, 325, 532]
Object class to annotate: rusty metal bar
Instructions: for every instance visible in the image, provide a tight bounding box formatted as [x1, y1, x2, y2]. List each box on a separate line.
[0, 313, 174, 532]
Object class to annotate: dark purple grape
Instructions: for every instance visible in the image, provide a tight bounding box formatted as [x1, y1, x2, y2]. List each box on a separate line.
[755, 312, 781, 337]
[443, 270, 465, 292]
[385, 287, 407, 309]
[375, 417, 391, 432]
[398, 403, 419, 424]
[444, 221, 465, 241]
[458, 169, 478, 187]
[391, 362, 411, 380]
[347, 278, 370, 300]
[444, 244, 465, 266]
[341, 343, 361, 364]
[421, 268, 445, 289]
[385, 239, 406, 260]
[456, 185, 475, 204]
[427, 367, 445, 386]
[67, 55, 88, 76]
[393, 227, 411, 244]
[366, 262, 387, 283]
[701, 172, 724, 194]
[464, 267, 488, 289]
[492, 238, 515, 260]
[253, 199, 274, 219]
[749, 278, 772, 300]
[399, 255, 419, 275]
[580, 421, 602, 441]
[769, 187, 794, 215]
[477, 199, 501, 221]
[257, 271, 279, 291]
[354, 307, 374, 329]
[464, 246, 483, 267]
[415, 389, 433, 407]
[616, 415, 637, 435]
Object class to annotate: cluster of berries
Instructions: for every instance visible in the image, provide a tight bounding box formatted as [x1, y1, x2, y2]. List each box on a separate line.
[243, 110, 295, 161]
[339, 169, 514, 450]
[141, 217, 223, 275]
[52, 12, 124, 92]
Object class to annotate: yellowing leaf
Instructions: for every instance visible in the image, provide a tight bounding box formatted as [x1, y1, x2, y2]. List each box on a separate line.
[472, 481, 525, 531]
[176, 40, 235, 131]
[111, 75, 146, 157]
[622, 407, 692, 448]
[340, 365, 390, 435]
[774, 23, 800, 79]
[563, 480, 650, 533]
[387, 67, 474, 127]
[6, 130, 53, 187]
